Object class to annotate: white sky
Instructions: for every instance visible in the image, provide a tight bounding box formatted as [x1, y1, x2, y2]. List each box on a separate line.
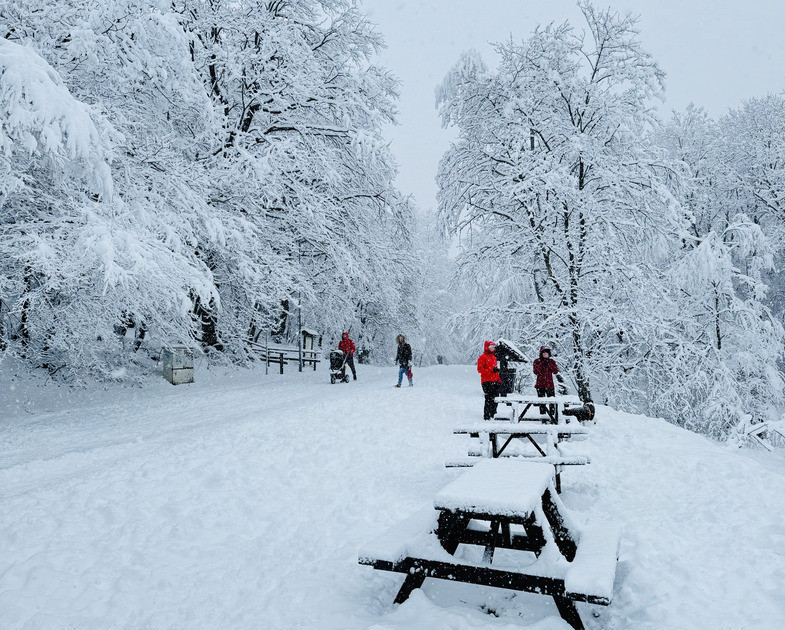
[361, 0, 785, 211]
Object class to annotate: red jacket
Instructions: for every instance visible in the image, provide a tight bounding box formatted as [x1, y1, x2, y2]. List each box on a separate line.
[533, 347, 558, 389]
[338, 334, 355, 356]
[477, 340, 502, 384]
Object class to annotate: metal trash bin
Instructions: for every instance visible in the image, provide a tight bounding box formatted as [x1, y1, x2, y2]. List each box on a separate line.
[499, 367, 517, 397]
[162, 346, 194, 385]
[495, 339, 528, 397]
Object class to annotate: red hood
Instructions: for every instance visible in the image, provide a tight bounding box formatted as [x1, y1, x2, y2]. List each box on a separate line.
[484, 340, 496, 353]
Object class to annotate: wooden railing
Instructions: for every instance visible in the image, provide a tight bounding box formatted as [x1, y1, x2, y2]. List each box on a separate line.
[246, 340, 321, 374]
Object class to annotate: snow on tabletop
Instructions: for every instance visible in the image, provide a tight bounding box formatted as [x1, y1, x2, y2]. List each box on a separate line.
[358, 506, 439, 565]
[433, 459, 554, 516]
[564, 522, 622, 601]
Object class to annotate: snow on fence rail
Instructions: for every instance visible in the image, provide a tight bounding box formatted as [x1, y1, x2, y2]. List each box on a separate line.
[245, 340, 321, 374]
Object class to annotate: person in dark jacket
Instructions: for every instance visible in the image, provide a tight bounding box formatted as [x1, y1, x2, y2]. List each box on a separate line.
[395, 334, 413, 387]
[477, 340, 502, 420]
[533, 345, 559, 414]
[338, 332, 357, 380]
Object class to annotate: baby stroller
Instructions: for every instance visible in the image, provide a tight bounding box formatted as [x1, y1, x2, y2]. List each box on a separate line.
[330, 350, 351, 384]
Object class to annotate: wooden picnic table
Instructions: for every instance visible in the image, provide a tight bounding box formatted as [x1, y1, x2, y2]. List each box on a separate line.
[495, 393, 584, 424]
[449, 421, 589, 492]
[359, 459, 621, 630]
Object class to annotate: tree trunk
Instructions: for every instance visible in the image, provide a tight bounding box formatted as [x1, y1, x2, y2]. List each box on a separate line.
[0, 298, 5, 351]
[19, 267, 33, 353]
[193, 295, 222, 351]
[270, 299, 290, 338]
[570, 314, 592, 401]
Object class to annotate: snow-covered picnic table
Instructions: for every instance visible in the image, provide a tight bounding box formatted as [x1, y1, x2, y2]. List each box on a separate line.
[448, 421, 589, 492]
[359, 459, 621, 630]
[495, 393, 586, 424]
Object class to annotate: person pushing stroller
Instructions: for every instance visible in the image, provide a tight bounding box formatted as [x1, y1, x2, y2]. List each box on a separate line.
[339, 332, 357, 381]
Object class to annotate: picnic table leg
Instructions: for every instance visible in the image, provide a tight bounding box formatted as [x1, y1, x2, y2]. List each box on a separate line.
[394, 571, 426, 604]
[480, 433, 493, 458]
[552, 595, 585, 630]
[522, 513, 546, 555]
[501, 521, 512, 547]
[495, 435, 514, 457]
[437, 511, 469, 554]
[525, 434, 547, 456]
[482, 519, 500, 564]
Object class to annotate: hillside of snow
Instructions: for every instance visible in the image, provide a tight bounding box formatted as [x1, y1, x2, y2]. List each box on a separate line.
[2, 363, 784, 629]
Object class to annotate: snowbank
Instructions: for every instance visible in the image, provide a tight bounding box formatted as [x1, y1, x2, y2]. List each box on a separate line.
[1, 363, 784, 629]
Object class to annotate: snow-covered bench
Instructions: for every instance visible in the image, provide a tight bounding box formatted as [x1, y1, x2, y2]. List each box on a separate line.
[359, 460, 621, 630]
[450, 421, 590, 492]
[446, 454, 589, 468]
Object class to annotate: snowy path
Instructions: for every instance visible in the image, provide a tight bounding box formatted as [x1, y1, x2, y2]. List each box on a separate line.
[2, 364, 785, 629]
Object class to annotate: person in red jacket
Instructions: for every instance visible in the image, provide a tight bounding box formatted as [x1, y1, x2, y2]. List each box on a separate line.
[477, 340, 502, 420]
[338, 332, 357, 381]
[533, 345, 558, 413]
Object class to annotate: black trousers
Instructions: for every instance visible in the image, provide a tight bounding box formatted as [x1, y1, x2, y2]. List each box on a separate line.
[346, 355, 356, 379]
[482, 381, 501, 420]
[536, 387, 555, 415]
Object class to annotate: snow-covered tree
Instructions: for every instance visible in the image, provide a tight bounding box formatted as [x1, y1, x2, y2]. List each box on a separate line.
[653, 103, 785, 437]
[0, 37, 217, 376]
[404, 210, 469, 365]
[437, 1, 677, 402]
[0, 0, 415, 375]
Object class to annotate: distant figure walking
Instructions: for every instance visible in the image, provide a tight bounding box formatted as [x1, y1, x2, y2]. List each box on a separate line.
[395, 334, 413, 387]
[339, 332, 357, 380]
[477, 340, 501, 420]
[533, 345, 559, 413]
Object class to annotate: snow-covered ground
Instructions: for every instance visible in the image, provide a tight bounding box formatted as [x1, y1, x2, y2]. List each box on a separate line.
[2, 363, 785, 629]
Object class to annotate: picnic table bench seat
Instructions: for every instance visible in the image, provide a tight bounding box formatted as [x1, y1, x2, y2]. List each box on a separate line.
[564, 522, 622, 605]
[358, 509, 620, 605]
[452, 422, 589, 491]
[359, 461, 621, 629]
[446, 454, 590, 468]
[358, 506, 441, 568]
[454, 421, 588, 437]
